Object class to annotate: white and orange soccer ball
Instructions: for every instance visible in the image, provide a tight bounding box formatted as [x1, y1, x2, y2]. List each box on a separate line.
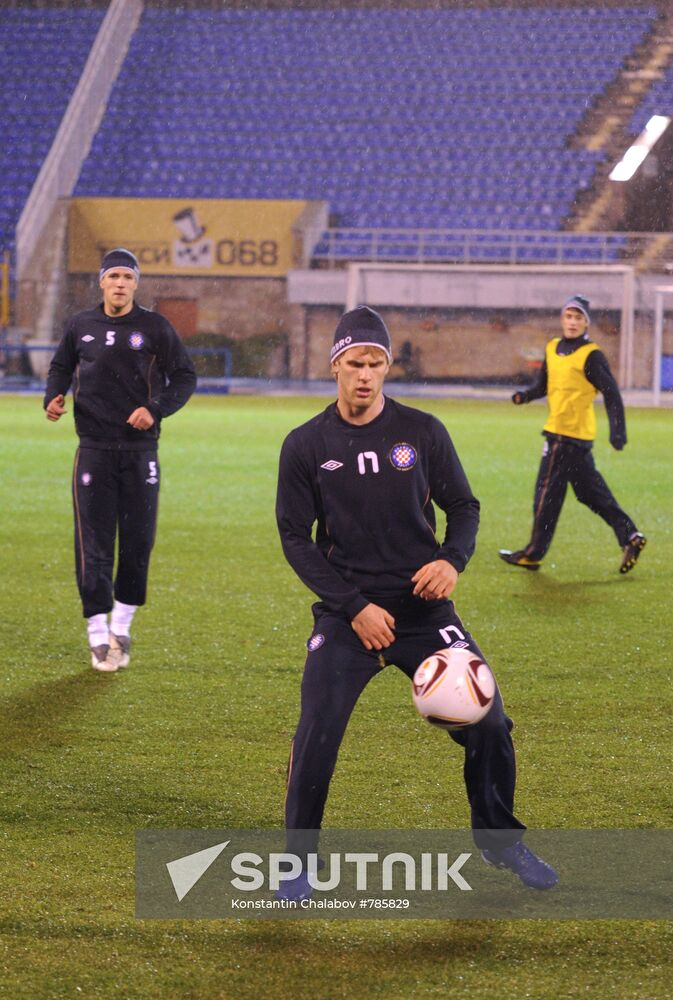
[412, 647, 496, 730]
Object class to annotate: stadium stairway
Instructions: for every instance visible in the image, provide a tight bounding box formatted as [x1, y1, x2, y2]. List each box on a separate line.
[566, 4, 673, 233]
[630, 232, 673, 272]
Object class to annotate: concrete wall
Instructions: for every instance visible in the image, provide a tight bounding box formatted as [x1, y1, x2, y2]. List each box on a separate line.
[302, 304, 626, 384]
[288, 266, 638, 311]
[53, 264, 670, 387]
[289, 266, 642, 382]
[65, 272, 305, 378]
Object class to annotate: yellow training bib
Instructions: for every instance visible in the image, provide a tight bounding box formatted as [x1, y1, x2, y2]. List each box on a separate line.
[543, 339, 599, 440]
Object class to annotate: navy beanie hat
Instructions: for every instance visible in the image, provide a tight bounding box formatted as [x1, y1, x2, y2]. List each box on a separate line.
[100, 248, 140, 281]
[562, 294, 590, 326]
[330, 306, 392, 363]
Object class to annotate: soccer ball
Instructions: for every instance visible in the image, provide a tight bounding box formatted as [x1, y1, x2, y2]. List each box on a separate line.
[412, 647, 496, 730]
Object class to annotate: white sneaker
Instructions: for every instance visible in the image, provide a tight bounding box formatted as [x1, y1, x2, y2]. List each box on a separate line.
[107, 633, 131, 669]
[90, 644, 117, 673]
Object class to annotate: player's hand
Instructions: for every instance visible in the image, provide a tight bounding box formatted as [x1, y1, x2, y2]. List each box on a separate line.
[511, 391, 525, 405]
[46, 394, 66, 421]
[351, 603, 396, 651]
[127, 406, 155, 430]
[610, 435, 625, 451]
[411, 559, 459, 600]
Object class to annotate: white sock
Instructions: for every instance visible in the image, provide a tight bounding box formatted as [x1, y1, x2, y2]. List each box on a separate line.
[110, 600, 138, 638]
[87, 614, 109, 648]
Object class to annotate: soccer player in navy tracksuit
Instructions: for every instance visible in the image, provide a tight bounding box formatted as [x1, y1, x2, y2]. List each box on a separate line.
[44, 248, 196, 672]
[275, 306, 558, 898]
[499, 295, 646, 573]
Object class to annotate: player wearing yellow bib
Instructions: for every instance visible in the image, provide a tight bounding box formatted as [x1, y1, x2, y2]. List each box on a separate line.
[499, 295, 646, 574]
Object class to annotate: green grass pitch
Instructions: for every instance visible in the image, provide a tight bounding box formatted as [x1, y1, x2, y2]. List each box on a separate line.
[0, 392, 671, 998]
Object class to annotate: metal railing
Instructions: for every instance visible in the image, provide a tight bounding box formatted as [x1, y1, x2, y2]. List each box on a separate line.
[304, 227, 673, 269]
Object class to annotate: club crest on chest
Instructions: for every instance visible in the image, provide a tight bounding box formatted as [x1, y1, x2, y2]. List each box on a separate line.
[389, 443, 417, 470]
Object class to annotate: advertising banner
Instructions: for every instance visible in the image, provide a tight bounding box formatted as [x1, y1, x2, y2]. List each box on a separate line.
[69, 198, 310, 277]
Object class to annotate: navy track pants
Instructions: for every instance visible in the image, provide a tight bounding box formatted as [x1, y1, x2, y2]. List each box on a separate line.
[72, 447, 159, 618]
[523, 436, 637, 561]
[285, 601, 525, 854]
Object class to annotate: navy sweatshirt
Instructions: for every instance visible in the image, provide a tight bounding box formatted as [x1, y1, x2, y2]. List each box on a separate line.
[44, 303, 196, 450]
[276, 397, 480, 619]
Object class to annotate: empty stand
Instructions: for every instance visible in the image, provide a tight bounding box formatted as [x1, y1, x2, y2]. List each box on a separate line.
[2, 8, 659, 269]
[74, 6, 656, 251]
